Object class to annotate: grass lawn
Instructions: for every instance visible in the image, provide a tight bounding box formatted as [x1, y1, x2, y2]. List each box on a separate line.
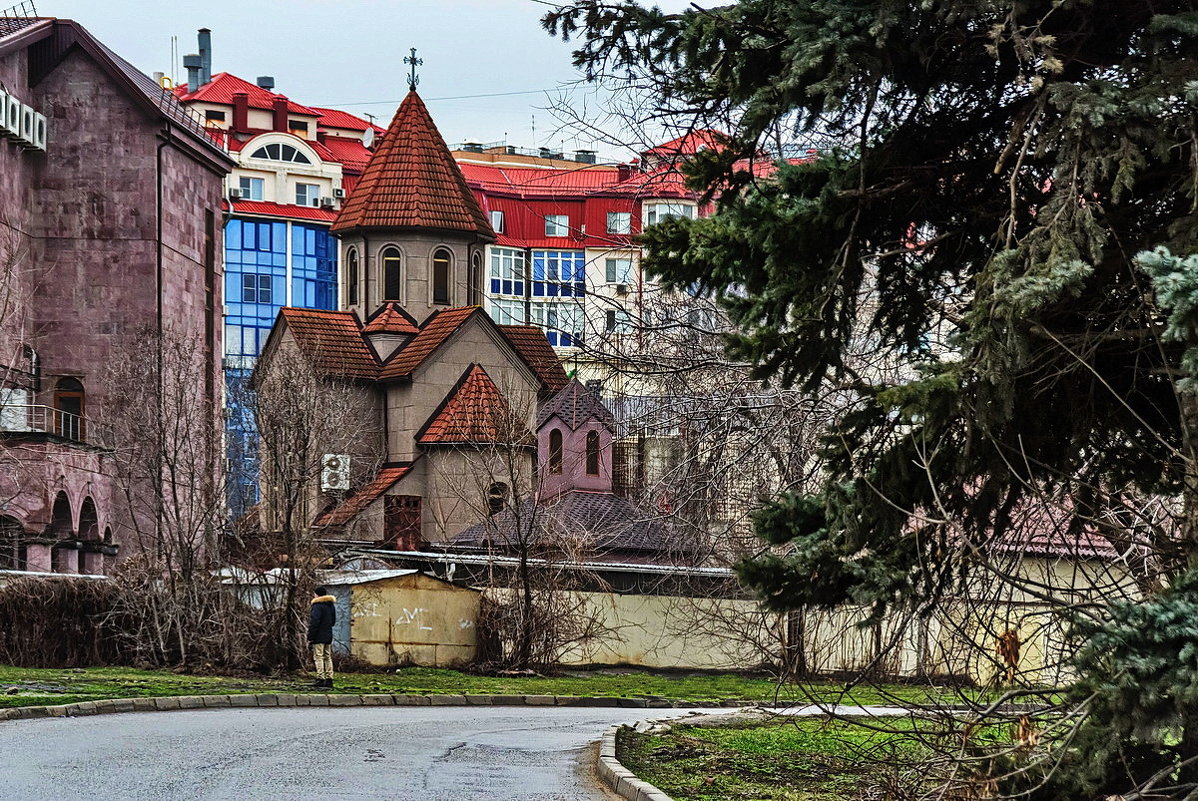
[619, 716, 929, 801]
[0, 664, 956, 709]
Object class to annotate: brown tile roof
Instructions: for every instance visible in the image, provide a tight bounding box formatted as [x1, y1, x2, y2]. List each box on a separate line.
[312, 463, 412, 528]
[279, 308, 378, 379]
[379, 307, 479, 380]
[331, 90, 493, 237]
[498, 325, 570, 394]
[537, 379, 616, 432]
[363, 302, 419, 335]
[417, 365, 513, 445]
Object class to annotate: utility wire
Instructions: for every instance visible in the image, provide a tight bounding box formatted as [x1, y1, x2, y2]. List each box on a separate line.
[310, 88, 565, 108]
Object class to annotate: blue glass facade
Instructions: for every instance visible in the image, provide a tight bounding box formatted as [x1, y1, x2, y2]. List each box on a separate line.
[224, 217, 338, 516]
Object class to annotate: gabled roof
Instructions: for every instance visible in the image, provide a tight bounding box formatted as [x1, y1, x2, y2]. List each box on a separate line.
[312, 463, 412, 528]
[498, 325, 570, 394]
[174, 72, 320, 116]
[363, 302, 419, 335]
[416, 365, 513, 446]
[537, 379, 615, 433]
[331, 90, 493, 238]
[378, 306, 479, 380]
[277, 308, 378, 379]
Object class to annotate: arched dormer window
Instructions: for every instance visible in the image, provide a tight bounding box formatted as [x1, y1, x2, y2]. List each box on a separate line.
[548, 429, 563, 474]
[381, 247, 402, 301]
[433, 248, 452, 305]
[53, 377, 84, 441]
[249, 143, 311, 164]
[469, 252, 482, 306]
[585, 430, 601, 476]
[347, 249, 360, 305]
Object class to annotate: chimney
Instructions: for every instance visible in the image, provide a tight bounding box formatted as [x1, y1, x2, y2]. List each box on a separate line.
[256, 76, 275, 91]
[232, 92, 249, 133]
[272, 97, 288, 132]
[616, 162, 633, 182]
[182, 54, 202, 93]
[197, 28, 212, 86]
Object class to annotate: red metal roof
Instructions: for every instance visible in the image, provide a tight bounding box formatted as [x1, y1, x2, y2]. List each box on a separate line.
[278, 308, 378, 379]
[320, 135, 374, 173]
[379, 307, 479, 380]
[417, 365, 512, 445]
[363, 302, 419, 335]
[231, 200, 338, 223]
[332, 90, 493, 237]
[174, 72, 320, 116]
[642, 129, 726, 161]
[312, 463, 412, 528]
[313, 106, 383, 133]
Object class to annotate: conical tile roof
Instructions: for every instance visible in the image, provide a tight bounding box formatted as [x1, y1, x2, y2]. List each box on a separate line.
[331, 90, 493, 237]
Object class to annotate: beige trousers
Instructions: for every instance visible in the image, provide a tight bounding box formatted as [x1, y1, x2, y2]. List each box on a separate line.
[312, 643, 333, 679]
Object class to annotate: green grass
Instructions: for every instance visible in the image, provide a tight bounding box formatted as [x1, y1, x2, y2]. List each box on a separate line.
[0, 664, 957, 709]
[620, 716, 929, 801]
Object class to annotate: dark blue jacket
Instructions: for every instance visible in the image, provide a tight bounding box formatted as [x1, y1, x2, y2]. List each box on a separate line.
[308, 595, 336, 645]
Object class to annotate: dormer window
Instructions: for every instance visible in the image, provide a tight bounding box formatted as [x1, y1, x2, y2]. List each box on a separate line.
[249, 143, 311, 164]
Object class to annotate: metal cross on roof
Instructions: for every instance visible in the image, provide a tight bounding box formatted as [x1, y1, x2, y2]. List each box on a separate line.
[404, 48, 423, 91]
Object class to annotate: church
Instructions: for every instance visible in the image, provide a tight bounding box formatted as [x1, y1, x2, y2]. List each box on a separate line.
[255, 87, 677, 561]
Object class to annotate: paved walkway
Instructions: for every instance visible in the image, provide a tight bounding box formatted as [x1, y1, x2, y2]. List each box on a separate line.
[0, 705, 710, 800]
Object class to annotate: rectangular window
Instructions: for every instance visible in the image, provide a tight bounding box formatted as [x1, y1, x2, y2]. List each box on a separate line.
[544, 214, 570, 237]
[606, 211, 631, 234]
[605, 308, 632, 333]
[605, 258, 633, 284]
[489, 210, 505, 233]
[241, 273, 272, 304]
[531, 301, 584, 348]
[644, 202, 696, 226]
[487, 298, 525, 326]
[239, 176, 264, 201]
[488, 247, 527, 298]
[205, 109, 226, 123]
[295, 183, 320, 207]
[288, 119, 309, 137]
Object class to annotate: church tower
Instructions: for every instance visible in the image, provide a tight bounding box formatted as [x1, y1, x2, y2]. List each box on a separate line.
[330, 89, 493, 322]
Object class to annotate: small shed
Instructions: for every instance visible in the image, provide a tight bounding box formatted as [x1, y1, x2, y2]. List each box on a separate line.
[318, 569, 479, 668]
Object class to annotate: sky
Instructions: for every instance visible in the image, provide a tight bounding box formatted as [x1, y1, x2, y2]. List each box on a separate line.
[36, 0, 697, 158]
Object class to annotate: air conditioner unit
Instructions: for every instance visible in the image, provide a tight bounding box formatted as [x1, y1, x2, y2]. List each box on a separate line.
[3, 93, 21, 140]
[319, 196, 335, 209]
[321, 454, 350, 492]
[332, 187, 346, 199]
[615, 283, 629, 295]
[228, 187, 244, 201]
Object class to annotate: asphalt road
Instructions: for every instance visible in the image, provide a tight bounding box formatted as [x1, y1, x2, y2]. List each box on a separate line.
[0, 705, 705, 800]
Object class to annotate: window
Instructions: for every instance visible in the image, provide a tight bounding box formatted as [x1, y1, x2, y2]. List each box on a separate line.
[544, 214, 570, 237]
[488, 298, 524, 326]
[487, 482, 508, 515]
[53, 377, 84, 441]
[205, 109, 226, 123]
[288, 119, 309, 137]
[606, 212, 631, 234]
[605, 309, 631, 333]
[469, 253, 482, 306]
[548, 429, 563, 474]
[382, 248, 402, 300]
[295, 183, 320, 207]
[644, 202, 695, 226]
[249, 143, 312, 163]
[347, 249, 359, 305]
[238, 176, 264, 201]
[241, 274, 273, 303]
[432, 248, 452, 305]
[489, 210, 505, 233]
[605, 258, 633, 284]
[489, 246, 527, 298]
[531, 301, 584, 348]
[585, 430, 601, 476]
[531, 250, 585, 298]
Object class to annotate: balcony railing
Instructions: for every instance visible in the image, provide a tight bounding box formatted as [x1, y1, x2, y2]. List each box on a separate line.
[0, 404, 113, 450]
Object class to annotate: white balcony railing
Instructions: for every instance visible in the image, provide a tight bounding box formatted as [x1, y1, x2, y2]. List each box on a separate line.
[0, 404, 112, 450]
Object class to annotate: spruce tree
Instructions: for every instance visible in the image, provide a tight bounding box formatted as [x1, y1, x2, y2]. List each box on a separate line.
[547, 1, 1198, 796]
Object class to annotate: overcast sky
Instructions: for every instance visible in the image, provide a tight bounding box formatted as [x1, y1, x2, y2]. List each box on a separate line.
[38, 0, 695, 157]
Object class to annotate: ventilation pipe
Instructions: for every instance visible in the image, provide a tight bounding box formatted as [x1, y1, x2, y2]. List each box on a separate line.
[182, 54, 202, 92]
[197, 28, 212, 86]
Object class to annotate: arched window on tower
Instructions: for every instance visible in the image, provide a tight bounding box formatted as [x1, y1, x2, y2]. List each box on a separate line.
[433, 248, 452, 305]
[381, 247, 402, 301]
[54, 377, 85, 441]
[469, 253, 482, 306]
[548, 429, 563, 474]
[347, 248, 359, 305]
[585, 430, 601, 476]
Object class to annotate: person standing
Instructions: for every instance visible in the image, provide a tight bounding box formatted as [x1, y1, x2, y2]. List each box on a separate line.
[308, 586, 336, 689]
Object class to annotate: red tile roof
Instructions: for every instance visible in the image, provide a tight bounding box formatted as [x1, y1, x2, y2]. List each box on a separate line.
[313, 106, 383, 133]
[175, 72, 320, 116]
[363, 302, 419, 335]
[278, 308, 378, 379]
[498, 325, 570, 394]
[312, 463, 412, 528]
[379, 307, 479, 380]
[417, 365, 512, 445]
[332, 90, 493, 237]
[230, 200, 338, 223]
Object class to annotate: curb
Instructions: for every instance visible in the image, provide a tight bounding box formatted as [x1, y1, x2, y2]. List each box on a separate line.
[598, 724, 674, 801]
[0, 693, 753, 722]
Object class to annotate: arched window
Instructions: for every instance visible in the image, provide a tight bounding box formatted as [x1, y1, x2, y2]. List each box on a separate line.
[548, 429, 563, 475]
[585, 430, 601, 476]
[347, 249, 359, 305]
[487, 482, 508, 515]
[381, 247, 402, 301]
[432, 248, 452, 305]
[248, 143, 311, 164]
[53, 377, 84, 441]
[469, 253, 482, 306]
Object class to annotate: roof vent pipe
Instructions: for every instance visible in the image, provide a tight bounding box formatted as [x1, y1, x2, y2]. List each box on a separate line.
[182, 54, 202, 93]
[256, 76, 275, 91]
[197, 28, 212, 86]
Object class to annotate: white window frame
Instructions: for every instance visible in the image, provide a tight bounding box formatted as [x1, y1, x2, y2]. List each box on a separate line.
[606, 211, 631, 234]
[544, 214, 570, 238]
[489, 210, 505, 233]
[238, 176, 265, 201]
[605, 257, 633, 284]
[295, 182, 320, 208]
[644, 202, 696, 226]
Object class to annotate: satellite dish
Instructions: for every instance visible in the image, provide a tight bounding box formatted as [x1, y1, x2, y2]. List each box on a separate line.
[362, 128, 375, 148]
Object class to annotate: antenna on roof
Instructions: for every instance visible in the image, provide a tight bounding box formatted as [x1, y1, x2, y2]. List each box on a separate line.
[403, 48, 423, 91]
